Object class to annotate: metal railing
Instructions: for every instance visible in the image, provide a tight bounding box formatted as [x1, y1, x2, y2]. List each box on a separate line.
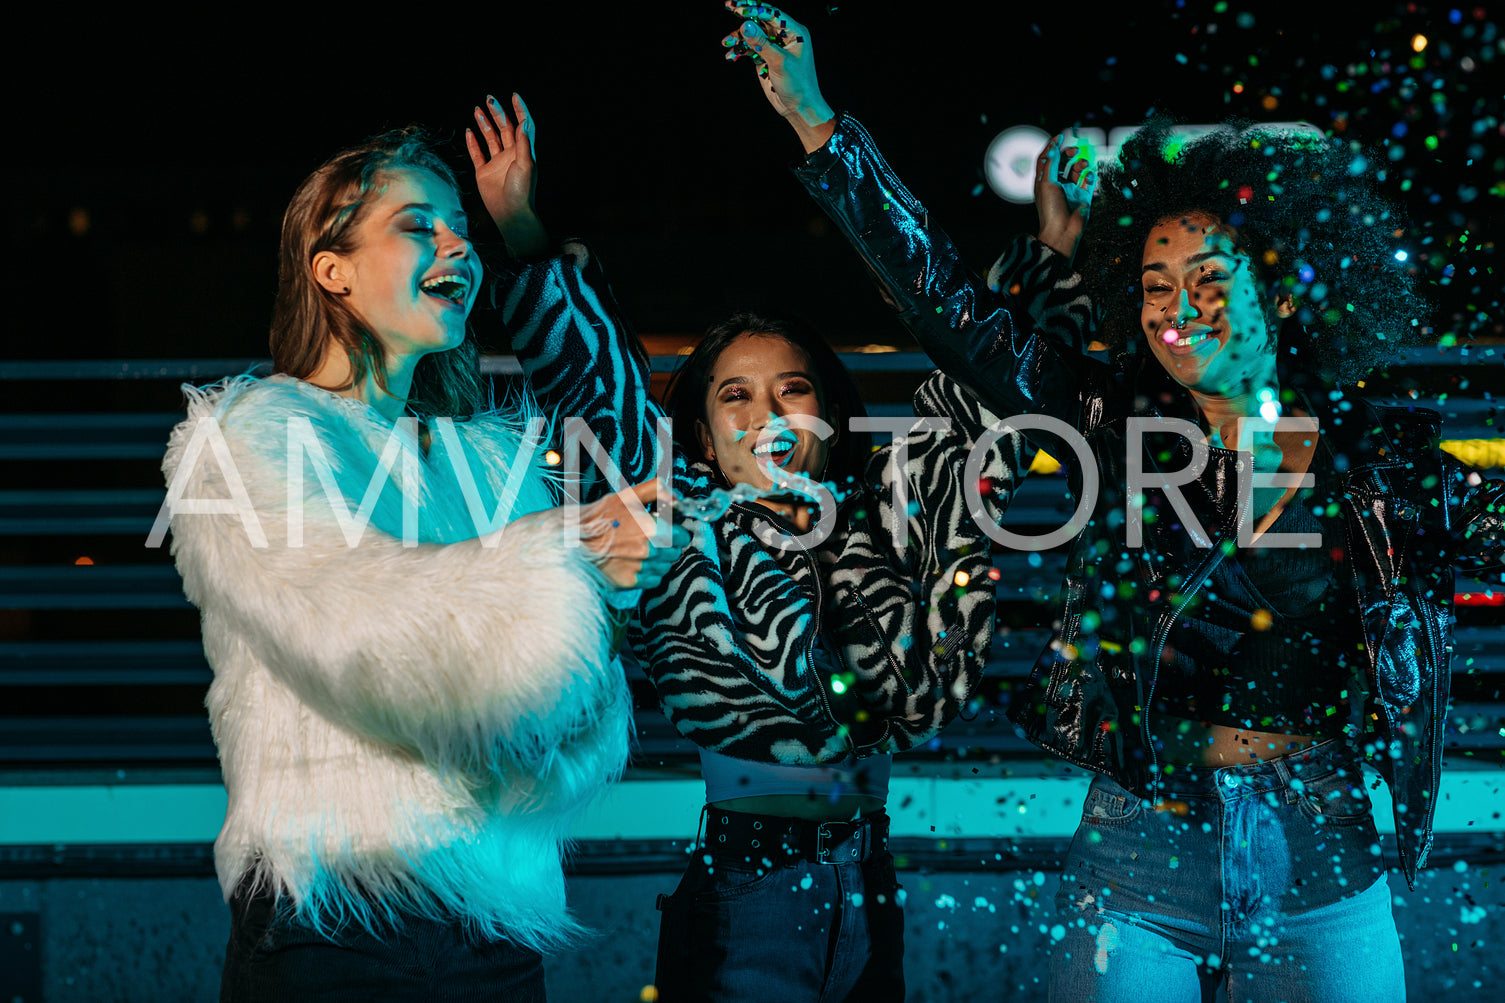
[2, 355, 1501, 777]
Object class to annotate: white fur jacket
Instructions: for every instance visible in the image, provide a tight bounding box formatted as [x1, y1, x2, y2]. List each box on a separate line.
[163, 358, 629, 951]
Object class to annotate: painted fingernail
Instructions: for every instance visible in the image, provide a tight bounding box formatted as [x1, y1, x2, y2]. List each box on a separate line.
[487, 94, 498, 105]
[742, 20, 760, 35]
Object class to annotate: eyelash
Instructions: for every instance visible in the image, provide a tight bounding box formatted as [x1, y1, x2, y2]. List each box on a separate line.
[720, 383, 812, 403]
[1145, 273, 1228, 295]
[405, 217, 469, 240]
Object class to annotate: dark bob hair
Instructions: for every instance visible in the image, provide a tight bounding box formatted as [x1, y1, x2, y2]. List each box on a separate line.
[1079, 114, 1430, 384]
[663, 312, 871, 488]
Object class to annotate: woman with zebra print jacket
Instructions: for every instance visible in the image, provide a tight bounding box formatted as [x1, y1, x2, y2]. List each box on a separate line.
[638, 315, 1025, 1000]
[475, 85, 1024, 1003]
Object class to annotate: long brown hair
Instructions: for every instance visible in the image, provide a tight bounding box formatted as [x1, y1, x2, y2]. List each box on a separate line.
[269, 127, 487, 417]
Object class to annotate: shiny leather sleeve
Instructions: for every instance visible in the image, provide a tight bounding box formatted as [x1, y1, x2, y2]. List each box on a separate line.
[1446, 455, 1505, 573]
[792, 114, 1104, 439]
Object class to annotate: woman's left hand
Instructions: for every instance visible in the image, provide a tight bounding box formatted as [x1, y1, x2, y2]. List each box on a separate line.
[467, 93, 549, 259]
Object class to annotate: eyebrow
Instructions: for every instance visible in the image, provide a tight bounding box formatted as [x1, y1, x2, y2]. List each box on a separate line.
[1141, 250, 1232, 274]
[388, 202, 468, 222]
[712, 371, 815, 394]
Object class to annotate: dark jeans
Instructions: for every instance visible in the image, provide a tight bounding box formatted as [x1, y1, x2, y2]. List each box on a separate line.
[220, 881, 546, 1002]
[1050, 740, 1404, 1002]
[654, 809, 906, 1002]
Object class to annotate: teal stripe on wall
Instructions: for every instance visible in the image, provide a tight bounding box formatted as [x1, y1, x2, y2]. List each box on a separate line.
[3, 767, 1502, 845]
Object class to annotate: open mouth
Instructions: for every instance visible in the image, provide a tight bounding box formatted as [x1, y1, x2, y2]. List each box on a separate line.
[752, 433, 799, 466]
[420, 274, 470, 305]
[1165, 328, 1215, 350]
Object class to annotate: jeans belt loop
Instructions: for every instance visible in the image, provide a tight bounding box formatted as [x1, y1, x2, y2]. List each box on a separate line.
[1271, 754, 1296, 803]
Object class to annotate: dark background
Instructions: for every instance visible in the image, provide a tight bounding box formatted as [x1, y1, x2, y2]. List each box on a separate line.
[8, 2, 1501, 360]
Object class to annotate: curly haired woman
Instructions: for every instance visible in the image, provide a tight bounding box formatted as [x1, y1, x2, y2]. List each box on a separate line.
[723, 4, 1504, 999]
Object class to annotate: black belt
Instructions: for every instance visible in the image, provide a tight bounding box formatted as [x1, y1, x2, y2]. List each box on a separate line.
[701, 808, 889, 865]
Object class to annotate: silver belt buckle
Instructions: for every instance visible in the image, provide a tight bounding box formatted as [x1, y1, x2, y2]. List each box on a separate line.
[816, 823, 833, 863]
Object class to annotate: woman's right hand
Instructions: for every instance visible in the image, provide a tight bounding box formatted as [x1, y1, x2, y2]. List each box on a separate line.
[578, 479, 691, 591]
[721, 3, 835, 154]
[1034, 132, 1096, 264]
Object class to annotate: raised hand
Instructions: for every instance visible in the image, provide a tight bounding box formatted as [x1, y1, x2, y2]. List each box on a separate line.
[578, 479, 692, 592]
[721, 2, 835, 153]
[1034, 132, 1097, 264]
[466, 93, 549, 259]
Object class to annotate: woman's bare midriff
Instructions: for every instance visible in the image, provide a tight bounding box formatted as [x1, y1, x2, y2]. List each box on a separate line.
[1157, 714, 1324, 767]
[709, 794, 885, 822]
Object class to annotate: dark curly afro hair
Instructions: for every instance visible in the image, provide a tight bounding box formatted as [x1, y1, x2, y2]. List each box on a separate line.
[1078, 115, 1430, 385]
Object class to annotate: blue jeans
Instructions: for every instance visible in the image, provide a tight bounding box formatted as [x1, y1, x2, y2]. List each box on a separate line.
[654, 809, 905, 1002]
[220, 881, 545, 1002]
[1050, 741, 1405, 1003]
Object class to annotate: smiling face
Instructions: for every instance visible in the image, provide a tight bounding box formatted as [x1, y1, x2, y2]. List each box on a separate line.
[320, 167, 479, 365]
[695, 332, 835, 492]
[1140, 213, 1285, 397]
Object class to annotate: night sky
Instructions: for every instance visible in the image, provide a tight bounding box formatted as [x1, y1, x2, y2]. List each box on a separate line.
[10, 3, 1501, 361]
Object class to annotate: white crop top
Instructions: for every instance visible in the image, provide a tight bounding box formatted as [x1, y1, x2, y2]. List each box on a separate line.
[699, 748, 892, 804]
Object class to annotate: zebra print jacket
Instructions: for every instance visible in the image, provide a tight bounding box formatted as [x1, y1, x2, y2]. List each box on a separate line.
[495, 243, 1026, 767]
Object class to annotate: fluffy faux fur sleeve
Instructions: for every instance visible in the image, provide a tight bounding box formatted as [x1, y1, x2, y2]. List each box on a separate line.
[162, 377, 624, 787]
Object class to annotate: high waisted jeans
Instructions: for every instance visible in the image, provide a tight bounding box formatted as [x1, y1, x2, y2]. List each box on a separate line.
[1050, 740, 1405, 1003]
[654, 808, 905, 1002]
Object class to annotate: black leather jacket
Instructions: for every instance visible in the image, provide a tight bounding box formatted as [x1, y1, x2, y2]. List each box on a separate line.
[795, 113, 1505, 886]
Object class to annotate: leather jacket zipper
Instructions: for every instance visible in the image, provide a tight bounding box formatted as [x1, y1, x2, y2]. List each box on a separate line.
[1144, 542, 1231, 788]
[1143, 466, 1248, 788]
